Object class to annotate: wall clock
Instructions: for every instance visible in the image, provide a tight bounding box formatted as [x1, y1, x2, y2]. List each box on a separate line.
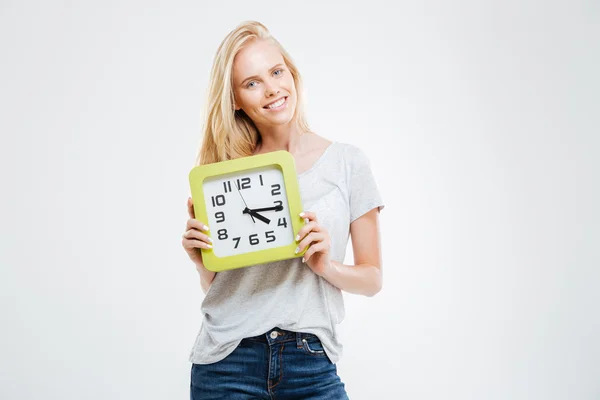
[188, 151, 307, 272]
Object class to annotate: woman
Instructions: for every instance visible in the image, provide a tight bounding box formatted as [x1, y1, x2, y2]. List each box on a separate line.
[182, 20, 385, 399]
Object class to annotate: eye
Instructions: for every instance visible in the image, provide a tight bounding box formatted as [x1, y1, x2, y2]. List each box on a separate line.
[245, 69, 284, 88]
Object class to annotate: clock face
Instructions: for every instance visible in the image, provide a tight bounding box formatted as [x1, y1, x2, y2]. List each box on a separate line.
[202, 165, 294, 258]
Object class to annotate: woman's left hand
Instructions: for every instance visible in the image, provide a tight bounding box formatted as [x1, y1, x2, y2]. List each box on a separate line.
[295, 211, 333, 277]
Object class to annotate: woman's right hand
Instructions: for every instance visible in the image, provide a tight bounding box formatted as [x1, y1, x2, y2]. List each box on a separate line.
[182, 196, 213, 270]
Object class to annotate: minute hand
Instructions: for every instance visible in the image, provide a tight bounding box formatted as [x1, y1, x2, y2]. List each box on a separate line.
[242, 208, 271, 224]
[249, 205, 284, 213]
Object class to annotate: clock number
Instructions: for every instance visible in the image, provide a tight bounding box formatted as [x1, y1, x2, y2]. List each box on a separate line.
[277, 217, 288, 228]
[249, 234, 259, 246]
[274, 200, 283, 209]
[271, 184, 281, 196]
[265, 230, 276, 243]
[236, 177, 251, 190]
[222, 181, 232, 193]
[215, 211, 225, 223]
[259, 174, 264, 186]
[211, 195, 226, 207]
[217, 229, 228, 240]
[233, 237, 241, 249]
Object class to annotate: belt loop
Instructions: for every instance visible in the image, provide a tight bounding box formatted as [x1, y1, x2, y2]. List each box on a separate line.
[296, 332, 302, 347]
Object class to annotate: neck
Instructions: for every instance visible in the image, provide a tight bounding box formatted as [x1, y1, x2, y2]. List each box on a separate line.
[255, 121, 309, 155]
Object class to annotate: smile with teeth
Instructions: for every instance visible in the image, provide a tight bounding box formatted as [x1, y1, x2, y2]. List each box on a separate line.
[264, 97, 287, 110]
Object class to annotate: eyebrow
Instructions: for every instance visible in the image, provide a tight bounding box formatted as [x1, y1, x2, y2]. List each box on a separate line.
[240, 63, 285, 86]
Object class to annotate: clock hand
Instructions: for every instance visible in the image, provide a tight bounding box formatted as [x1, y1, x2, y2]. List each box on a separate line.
[236, 182, 255, 223]
[248, 205, 284, 213]
[243, 208, 271, 224]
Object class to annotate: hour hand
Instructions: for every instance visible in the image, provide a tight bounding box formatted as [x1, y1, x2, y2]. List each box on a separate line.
[243, 207, 271, 224]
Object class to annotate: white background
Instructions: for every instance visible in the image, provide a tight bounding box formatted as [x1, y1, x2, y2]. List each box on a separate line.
[1, 1, 599, 399]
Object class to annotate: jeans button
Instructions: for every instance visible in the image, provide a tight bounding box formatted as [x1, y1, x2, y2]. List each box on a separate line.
[270, 331, 278, 339]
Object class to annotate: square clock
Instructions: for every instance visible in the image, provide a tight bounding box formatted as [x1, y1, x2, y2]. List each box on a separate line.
[188, 150, 308, 272]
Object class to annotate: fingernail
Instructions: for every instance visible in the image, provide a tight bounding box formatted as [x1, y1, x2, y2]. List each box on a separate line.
[304, 218, 309, 224]
[203, 225, 209, 231]
[207, 244, 212, 249]
[208, 237, 213, 243]
[295, 234, 299, 241]
[299, 212, 305, 217]
[295, 247, 299, 254]
[302, 257, 305, 263]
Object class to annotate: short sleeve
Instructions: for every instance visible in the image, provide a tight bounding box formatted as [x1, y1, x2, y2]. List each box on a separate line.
[346, 145, 385, 223]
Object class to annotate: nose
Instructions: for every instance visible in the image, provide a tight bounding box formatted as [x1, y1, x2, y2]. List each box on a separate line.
[264, 80, 280, 97]
[266, 89, 280, 99]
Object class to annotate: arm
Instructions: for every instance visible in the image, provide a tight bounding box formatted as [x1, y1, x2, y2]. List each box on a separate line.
[197, 265, 217, 294]
[321, 208, 383, 297]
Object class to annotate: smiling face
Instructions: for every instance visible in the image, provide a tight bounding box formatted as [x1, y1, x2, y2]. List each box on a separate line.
[232, 39, 297, 130]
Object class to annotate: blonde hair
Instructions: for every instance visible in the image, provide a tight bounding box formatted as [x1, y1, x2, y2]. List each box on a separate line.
[194, 21, 312, 166]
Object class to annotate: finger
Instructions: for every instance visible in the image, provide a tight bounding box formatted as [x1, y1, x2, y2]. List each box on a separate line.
[187, 218, 210, 232]
[303, 241, 327, 262]
[299, 211, 317, 223]
[182, 237, 213, 250]
[295, 221, 320, 242]
[187, 197, 195, 219]
[183, 229, 213, 245]
[296, 231, 325, 254]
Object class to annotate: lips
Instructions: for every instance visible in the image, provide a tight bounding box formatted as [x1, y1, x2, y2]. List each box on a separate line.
[263, 96, 287, 109]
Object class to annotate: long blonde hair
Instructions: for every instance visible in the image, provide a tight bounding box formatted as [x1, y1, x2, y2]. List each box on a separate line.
[194, 21, 312, 166]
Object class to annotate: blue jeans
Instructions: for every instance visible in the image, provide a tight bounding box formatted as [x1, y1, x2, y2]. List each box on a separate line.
[190, 327, 349, 399]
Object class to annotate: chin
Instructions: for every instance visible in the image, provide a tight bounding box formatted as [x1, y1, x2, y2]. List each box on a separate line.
[261, 112, 293, 125]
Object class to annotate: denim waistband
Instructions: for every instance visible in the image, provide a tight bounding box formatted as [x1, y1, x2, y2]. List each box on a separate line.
[245, 327, 320, 347]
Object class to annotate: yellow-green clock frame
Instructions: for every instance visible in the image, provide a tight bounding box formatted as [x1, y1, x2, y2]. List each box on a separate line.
[188, 150, 307, 272]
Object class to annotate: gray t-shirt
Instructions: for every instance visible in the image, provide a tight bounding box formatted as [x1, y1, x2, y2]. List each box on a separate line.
[188, 141, 385, 364]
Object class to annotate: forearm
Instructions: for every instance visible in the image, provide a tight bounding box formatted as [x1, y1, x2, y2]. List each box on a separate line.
[321, 260, 382, 297]
[197, 264, 216, 294]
